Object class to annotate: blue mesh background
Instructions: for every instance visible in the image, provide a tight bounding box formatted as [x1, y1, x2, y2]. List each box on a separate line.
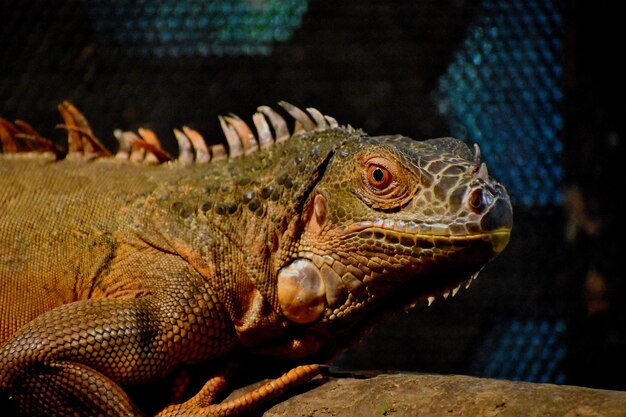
[433, 0, 564, 206]
[88, 0, 308, 57]
[431, 0, 567, 383]
[469, 318, 567, 383]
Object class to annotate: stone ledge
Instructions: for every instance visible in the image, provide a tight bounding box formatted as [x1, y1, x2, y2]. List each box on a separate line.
[262, 372, 626, 417]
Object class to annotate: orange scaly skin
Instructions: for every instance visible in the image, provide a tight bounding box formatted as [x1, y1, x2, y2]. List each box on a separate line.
[0, 102, 512, 416]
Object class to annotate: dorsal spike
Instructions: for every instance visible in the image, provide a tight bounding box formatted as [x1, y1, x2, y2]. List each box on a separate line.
[224, 114, 259, 155]
[252, 112, 273, 149]
[136, 129, 158, 164]
[113, 129, 131, 160]
[123, 131, 147, 163]
[218, 116, 243, 159]
[473, 143, 482, 163]
[293, 120, 305, 135]
[477, 162, 489, 180]
[128, 141, 164, 163]
[257, 105, 289, 143]
[137, 128, 161, 148]
[324, 115, 339, 128]
[173, 128, 194, 164]
[58, 104, 83, 154]
[182, 126, 210, 163]
[138, 128, 174, 163]
[278, 101, 316, 132]
[306, 107, 328, 129]
[1, 118, 63, 155]
[57, 101, 110, 157]
[210, 144, 227, 161]
[0, 118, 20, 152]
[13, 120, 39, 137]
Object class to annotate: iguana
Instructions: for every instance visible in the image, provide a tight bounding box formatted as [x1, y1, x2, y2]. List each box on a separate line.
[0, 101, 512, 416]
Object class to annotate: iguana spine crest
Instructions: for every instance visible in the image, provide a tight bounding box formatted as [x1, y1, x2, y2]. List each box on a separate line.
[0, 101, 347, 164]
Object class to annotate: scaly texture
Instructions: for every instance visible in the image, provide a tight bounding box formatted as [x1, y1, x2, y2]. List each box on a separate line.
[0, 101, 512, 416]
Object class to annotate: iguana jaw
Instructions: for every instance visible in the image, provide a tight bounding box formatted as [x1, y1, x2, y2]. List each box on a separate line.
[276, 225, 510, 325]
[265, 226, 510, 361]
[394, 228, 511, 311]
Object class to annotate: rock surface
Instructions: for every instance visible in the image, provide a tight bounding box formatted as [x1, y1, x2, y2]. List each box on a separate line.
[262, 372, 626, 417]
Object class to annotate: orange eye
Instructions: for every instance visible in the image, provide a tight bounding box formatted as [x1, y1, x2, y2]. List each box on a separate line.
[367, 164, 393, 190]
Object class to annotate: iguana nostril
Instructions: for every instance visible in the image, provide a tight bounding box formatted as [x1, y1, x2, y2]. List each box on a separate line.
[468, 188, 493, 214]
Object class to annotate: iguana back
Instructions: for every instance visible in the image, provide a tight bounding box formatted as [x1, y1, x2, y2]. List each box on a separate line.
[0, 158, 170, 342]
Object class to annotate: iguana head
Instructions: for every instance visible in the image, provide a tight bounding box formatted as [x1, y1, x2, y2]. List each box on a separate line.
[274, 124, 512, 353]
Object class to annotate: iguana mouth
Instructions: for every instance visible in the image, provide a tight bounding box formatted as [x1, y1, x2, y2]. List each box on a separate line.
[279, 226, 510, 325]
[346, 219, 511, 254]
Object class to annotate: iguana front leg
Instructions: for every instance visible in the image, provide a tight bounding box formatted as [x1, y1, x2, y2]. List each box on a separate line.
[1, 295, 322, 417]
[0, 297, 162, 416]
[0, 248, 240, 416]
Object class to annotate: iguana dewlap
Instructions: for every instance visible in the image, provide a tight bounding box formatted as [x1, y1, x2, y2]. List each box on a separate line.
[0, 101, 512, 416]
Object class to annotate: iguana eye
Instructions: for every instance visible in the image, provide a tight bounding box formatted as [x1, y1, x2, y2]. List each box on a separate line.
[367, 164, 393, 190]
[356, 154, 415, 209]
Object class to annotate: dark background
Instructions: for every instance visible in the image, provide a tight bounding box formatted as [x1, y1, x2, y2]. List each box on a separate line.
[1, 0, 624, 391]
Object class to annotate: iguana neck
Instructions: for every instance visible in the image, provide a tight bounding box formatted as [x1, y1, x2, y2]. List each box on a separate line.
[129, 130, 352, 350]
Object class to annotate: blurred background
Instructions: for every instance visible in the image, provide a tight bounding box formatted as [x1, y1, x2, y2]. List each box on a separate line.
[1, 0, 623, 391]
